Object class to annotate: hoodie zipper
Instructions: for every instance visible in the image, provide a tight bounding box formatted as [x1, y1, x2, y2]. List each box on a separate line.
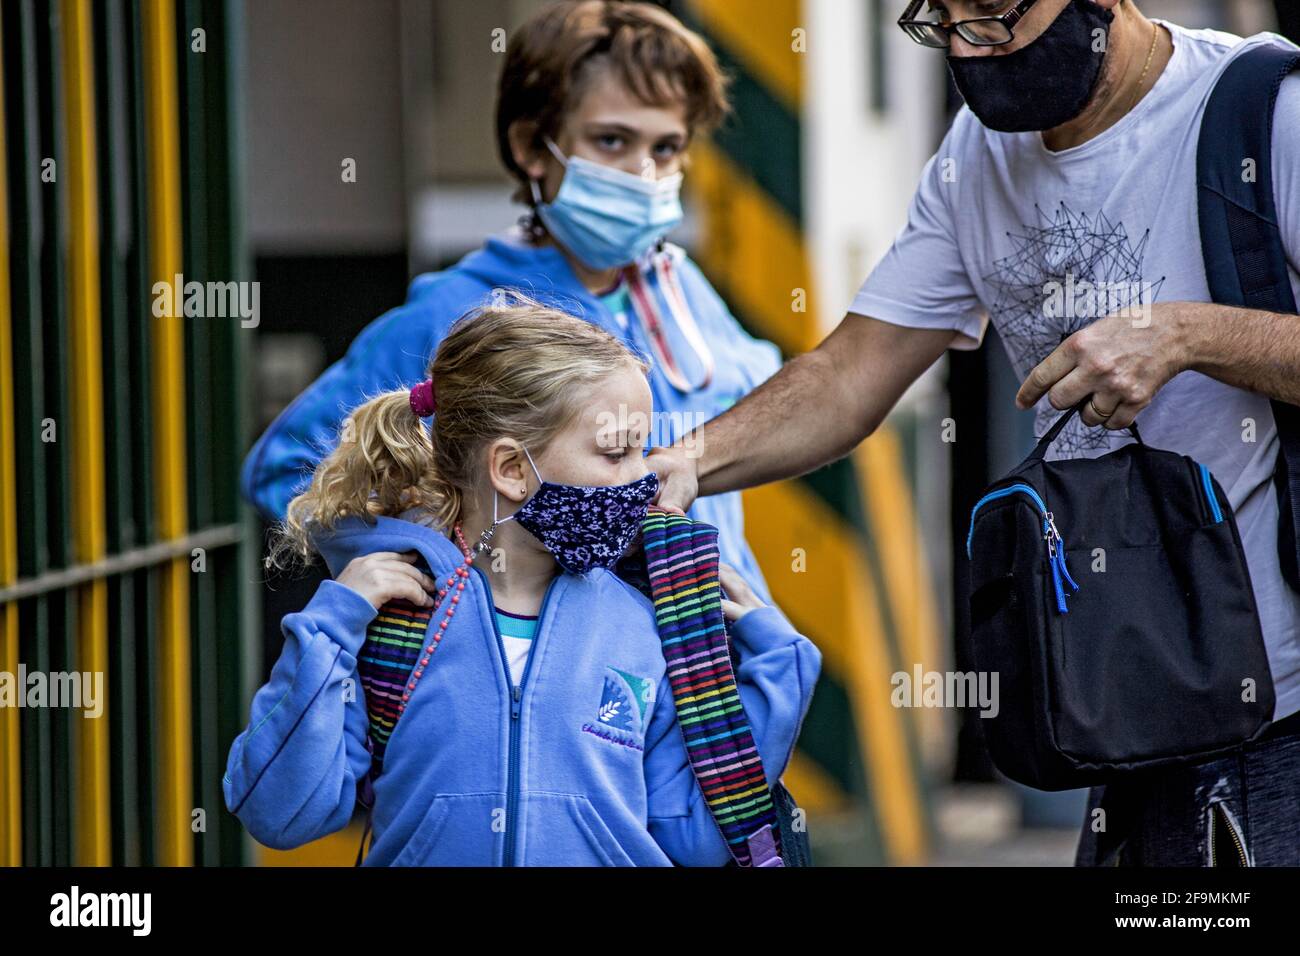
[968, 483, 1079, 614]
[470, 564, 560, 867]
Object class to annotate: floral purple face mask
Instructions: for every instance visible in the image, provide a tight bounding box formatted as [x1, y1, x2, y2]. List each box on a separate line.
[488, 444, 660, 575]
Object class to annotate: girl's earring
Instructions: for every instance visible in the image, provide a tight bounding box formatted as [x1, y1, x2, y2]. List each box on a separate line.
[477, 488, 507, 553]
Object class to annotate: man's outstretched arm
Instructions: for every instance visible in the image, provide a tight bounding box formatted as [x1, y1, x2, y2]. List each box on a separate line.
[648, 313, 956, 512]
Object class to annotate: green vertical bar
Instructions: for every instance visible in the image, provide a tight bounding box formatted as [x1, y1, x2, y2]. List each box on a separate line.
[205, 0, 238, 525]
[125, 5, 153, 548]
[210, 0, 253, 867]
[3, 0, 53, 868]
[93, 0, 142, 866]
[125, 0, 159, 866]
[34, 0, 77, 869]
[178, 0, 220, 866]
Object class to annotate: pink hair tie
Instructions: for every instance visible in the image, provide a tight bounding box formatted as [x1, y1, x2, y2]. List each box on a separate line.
[409, 378, 436, 417]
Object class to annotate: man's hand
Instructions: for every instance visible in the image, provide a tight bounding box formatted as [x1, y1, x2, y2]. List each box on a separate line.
[1015, 303, 1194, 429]
[646, 444, 699, 514]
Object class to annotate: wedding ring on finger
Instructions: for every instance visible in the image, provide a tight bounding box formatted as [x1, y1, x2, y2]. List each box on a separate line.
[1088, 397, 1117, 421]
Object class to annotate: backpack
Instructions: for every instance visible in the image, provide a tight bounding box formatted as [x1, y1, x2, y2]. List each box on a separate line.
[352, 517, 811, 866]
[1197, 41, 1300, 593]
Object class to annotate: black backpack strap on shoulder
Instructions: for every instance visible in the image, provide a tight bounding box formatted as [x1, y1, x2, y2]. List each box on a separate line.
[354, 743, 376, 866]
[1197, 43, 1300, 591]
[354, 804, 374, 866]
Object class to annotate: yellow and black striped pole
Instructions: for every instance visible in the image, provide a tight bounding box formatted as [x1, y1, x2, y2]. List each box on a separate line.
[682, 0, 940, 864]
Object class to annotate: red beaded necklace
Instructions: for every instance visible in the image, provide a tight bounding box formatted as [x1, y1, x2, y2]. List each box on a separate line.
[396, 521, 486, 715]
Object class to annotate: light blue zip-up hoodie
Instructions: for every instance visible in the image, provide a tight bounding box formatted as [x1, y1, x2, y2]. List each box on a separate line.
[222, 513, 821, 866]
[238, 233, 783, 601]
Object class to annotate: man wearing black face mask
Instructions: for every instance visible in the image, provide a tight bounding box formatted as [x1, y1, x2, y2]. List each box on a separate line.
[646, 0, 1300, 866]
[941, 0, 1120, 133]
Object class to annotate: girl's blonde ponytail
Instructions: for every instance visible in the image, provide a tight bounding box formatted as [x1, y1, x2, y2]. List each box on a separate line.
[267, 292, 647, 569]
[267, 388, 443, 569]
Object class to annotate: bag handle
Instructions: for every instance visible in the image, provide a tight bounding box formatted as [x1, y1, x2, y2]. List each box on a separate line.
[1025, 397, 1144, 463]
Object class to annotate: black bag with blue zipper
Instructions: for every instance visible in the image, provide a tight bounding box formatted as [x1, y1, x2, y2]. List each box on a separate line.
[965, 41, 1300, 793]
[966, 405, 1275, 791]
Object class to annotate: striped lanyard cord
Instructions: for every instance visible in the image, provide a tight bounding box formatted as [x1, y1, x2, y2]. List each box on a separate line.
[622, 251, 715, 394]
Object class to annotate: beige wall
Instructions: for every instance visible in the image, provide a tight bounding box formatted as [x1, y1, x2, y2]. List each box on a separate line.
[243, 0, 559, 256]
[244, 0, 407, 252]
[420, 0, 551, 183]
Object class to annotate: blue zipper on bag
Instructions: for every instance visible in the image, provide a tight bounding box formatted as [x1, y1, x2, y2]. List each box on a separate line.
[1198, 462, 1224, 523]
[967, 482, 1079, 614]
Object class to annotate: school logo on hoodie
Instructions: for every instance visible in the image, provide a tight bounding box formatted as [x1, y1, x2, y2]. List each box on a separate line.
[582, 666, 655, 752]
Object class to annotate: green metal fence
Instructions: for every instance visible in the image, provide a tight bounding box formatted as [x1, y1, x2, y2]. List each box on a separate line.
[0, 0, 254, 867]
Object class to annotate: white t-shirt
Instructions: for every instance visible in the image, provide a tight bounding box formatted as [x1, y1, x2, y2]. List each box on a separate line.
[851, 21, 1300, 720]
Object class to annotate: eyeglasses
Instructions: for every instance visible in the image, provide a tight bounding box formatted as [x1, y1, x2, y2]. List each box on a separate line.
[897, 0, 1040, 48]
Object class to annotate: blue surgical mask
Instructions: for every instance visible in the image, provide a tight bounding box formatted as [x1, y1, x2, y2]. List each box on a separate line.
[485, 444, 660, 575]
[530, 137, 683, 270]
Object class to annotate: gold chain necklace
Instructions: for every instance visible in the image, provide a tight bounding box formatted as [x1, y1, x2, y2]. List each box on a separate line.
[1128, 21, 1161, 115]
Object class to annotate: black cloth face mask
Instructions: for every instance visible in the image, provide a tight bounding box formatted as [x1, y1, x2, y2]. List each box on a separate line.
[946, 0, 1116, 133]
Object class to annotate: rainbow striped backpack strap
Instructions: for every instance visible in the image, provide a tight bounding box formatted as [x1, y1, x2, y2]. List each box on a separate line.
[640, 510, 785, 867]
[357, 595, 433, 772]
[352, 556, 435, 864]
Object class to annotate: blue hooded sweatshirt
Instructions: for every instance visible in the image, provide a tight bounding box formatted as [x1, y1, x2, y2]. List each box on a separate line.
[238, 233, 783, 601]
[221, 513, 821, 866]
